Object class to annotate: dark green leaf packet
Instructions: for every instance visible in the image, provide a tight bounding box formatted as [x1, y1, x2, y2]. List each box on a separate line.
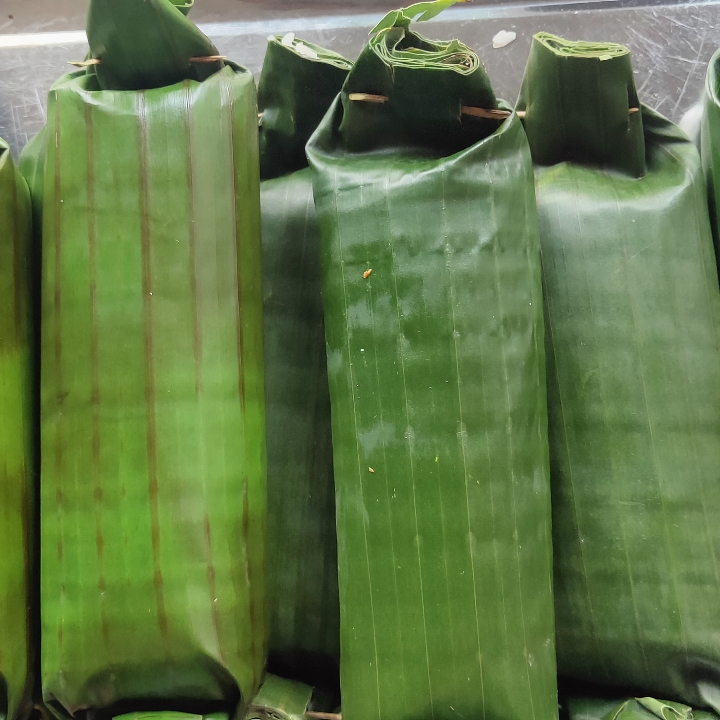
[20, 2, 267, 717]
[565, 696, 715, 720]
[307, 6, 558, 720]
[257, 35, 351, 693]
[519, 33, 720, 711]
[0, 140, 36, 720]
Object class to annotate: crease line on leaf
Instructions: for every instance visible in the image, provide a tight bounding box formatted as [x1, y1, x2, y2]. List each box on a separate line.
[608, 166, 691, 668]
[490, 158, 537, 720]
[440, 166, 486, 720]
[333, 165, 383, 718]
[569, 166, 651, 683]
[385, 169, 436, 719]
[367, 170, 409, 708]
[545, 50, 609, 681]
[521, 144, 556, 693]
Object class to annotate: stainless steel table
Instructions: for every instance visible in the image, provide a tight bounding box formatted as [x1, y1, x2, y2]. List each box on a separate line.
[0, 0, 718, 158]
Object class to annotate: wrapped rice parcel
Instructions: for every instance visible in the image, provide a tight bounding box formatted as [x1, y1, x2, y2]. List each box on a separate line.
[21, 1, 266, 717]
[0, 141, 35, 720]
[307, 5, 558, 720]
[564, 697, 716, 720]
[258, 36, 351, 691]
[259, 35, 352, 180]
[518, 33, 720, 709]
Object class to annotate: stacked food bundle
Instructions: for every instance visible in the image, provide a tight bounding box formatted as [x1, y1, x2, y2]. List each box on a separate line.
[20, 1, 266, 719]
[7, 1, 720, 720]
[258, 31, 351, 698]
[519, 32, 720, 718]
[307, 6, 557, 719]
[0, 135, 34, 720]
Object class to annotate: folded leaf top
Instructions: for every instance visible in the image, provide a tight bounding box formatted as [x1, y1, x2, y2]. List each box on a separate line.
[86, 0, 223, 90]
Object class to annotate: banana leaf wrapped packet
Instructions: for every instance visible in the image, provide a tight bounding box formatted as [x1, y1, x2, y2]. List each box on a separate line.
[0, 141, 35, 720]
[20, 1, 266, 717]
[307, 5, 558, 720]
[564, 696, 716, 720]
[114, 695, 338, 720]
[518, 33, 720, 710]
[106, 678, 314, 720]
[258, 36, 351, 692]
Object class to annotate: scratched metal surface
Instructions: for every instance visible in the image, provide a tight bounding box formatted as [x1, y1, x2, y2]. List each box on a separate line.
[0, 1, 719, 159]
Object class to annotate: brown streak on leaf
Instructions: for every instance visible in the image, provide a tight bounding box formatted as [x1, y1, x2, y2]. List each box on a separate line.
[204, 514, 225, 662]
[137, 91, 169, 646]
[184, 81, 203, 395]
[225, 78, 246, 412]
[242, 477, 258, 670]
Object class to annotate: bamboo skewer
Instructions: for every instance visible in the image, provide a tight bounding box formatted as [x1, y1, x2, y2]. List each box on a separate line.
[348, 93, 639, 119]
[68, 58, 101, 67]
[69, 55, 226, 67]
[189, 55, 226, 62]
[348, 92, 388, 103]
[462, 105, 513, 120]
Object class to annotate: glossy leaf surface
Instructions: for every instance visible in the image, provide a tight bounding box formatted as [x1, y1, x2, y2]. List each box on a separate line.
[258, 38, 350, 689]
[517, 33, 645, 178]
[338, 17, 497, 154]
[307, 16, 557, 720]
[0, 140, 35, 720]
[34, 65, 266, 718]
[520, 34, 720, 710]
[258, 36, 351, 181]
[86, 0, 222, 91]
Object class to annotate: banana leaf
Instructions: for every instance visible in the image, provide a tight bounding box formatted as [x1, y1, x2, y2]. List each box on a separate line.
[701, 49, 720, 268]
[115, 712, 227, 720]
[21, 2, 267, 717]
[86, 0, 223, 91]
[565, 697, 716, 720]
[0, 140, 35, 720]
[306, 8, 558, 720]
[243, 675, 312, 720]
[518, 33, 720, 710]
[259, 35, 352, 180]
[258, 37, 351, 691]
[18, 130, 44, 248]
